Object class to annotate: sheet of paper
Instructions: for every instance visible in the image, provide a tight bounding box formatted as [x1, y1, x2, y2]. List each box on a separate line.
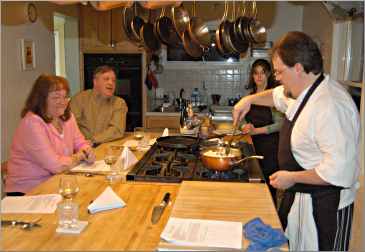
[1, 194, 62, 214]
[70, 160, 110, 173]
[160, 217, 242, 250]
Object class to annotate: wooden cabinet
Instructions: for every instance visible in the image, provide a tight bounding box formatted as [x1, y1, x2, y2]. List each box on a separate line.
[145, 114, 180, 130]
[79, 5, 139, 51]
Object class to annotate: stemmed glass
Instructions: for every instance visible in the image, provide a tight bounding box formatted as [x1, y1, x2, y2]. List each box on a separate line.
[134, 127, 149, 149]
[134, 127, 144, 141]
[59, 175, 79, 202]
[104, 145, 120, 183]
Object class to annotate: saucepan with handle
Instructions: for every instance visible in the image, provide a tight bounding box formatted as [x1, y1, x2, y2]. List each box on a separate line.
[200, 145, 263, 171]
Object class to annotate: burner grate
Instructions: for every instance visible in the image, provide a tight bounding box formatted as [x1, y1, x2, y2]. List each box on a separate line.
[126, 140, 260, 183]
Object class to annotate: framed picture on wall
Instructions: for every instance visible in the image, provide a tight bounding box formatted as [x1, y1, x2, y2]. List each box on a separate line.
[21, 39, 36, 70]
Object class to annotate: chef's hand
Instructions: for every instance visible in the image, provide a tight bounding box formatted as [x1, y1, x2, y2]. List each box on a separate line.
[241, 123, 254, 134]
[269, 170, 295, 189]
[232, 96, 251, 126]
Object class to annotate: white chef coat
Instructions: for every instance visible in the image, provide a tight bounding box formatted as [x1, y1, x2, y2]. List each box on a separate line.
[272, 75, 360, 250]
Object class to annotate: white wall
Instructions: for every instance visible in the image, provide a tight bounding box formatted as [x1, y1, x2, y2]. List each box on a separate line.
[64, 15, 80, 95]
[1, 17, 55, 162]
[1, 2, 79, 162]
[266, 2, 303, 42]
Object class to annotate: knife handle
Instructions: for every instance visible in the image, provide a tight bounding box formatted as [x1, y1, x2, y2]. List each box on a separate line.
[162, 192, 170, 204]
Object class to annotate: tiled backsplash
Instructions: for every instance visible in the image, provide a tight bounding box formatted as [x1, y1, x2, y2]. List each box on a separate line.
[149, 59, 255, 108]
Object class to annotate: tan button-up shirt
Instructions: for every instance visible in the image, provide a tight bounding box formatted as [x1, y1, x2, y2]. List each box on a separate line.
[70, 89, 128, 144]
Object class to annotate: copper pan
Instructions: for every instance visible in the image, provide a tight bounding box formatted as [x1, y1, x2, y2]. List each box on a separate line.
[215, 1, 231, 56]
[90, 1, 133, 11]
[248, 18, 267, 44]
[122, 6, 137, 42]
[140, 1, 182, 10]
[221, 19, 237, 54]
[230, 2, 249, 53]
[188, 1, 210, 48]
[220, 1, 239, 54]
[182, 29, 203, 58]
[171, 3, 190, 39]
[231, 17, 249, 53]
[140, 10, 161, 52]
[200, 146, 263, 171]
[130, 11, 145, 42]
[155, 8, 182, 47]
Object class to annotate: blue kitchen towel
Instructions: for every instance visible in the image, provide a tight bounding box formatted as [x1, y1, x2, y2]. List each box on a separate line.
[243, 217, 287, 251]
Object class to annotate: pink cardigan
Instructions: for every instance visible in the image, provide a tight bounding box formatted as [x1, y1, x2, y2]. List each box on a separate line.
[5, 112, 90, 193]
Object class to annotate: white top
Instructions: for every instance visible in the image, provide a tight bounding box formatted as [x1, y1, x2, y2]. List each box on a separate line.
[272, 75, 360, 209]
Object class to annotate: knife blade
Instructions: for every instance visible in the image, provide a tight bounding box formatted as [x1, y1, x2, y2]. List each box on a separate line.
[151, 192, 170, 224]
[2, 220, 41, 228]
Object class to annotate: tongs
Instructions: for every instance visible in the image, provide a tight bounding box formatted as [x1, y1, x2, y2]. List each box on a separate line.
[225, 123, 239, 155]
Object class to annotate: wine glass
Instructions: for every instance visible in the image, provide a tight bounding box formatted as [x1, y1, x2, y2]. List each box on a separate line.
[104, 145, 120, 183]
[134, 127, 145, 141]
[59, 175, 79, 202]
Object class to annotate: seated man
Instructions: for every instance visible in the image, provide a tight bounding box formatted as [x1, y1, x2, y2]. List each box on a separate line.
[70, 65, 128, 145]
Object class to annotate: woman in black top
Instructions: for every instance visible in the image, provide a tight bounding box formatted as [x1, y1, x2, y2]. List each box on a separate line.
[242, 59, 284, 206]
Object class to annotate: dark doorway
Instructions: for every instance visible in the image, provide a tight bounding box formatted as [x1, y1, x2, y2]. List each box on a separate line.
[83, 53, 142, 131]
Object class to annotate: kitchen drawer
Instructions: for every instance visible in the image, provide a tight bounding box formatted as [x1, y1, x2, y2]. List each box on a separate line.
[145, 115, 180, 130]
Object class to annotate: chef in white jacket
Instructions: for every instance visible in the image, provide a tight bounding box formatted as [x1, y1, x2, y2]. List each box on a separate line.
[233, 31, 360, 251]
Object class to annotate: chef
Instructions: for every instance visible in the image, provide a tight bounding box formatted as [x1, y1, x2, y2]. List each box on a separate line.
[232, 31, 360, 251]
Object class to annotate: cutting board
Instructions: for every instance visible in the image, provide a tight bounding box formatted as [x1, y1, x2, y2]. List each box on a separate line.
[158, 181, 286, 251]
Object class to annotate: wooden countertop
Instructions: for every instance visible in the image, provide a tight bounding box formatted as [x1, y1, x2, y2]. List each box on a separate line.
[2, 132, 279, 251]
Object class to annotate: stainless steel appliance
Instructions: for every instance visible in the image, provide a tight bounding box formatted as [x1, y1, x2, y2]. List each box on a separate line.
[210, 105, 233, 122]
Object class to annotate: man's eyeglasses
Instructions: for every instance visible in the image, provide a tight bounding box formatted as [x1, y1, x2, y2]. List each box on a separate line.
[273, 67, 289, 78]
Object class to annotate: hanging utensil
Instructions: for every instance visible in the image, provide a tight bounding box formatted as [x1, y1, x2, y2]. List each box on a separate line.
[230, 1, 249, 53]
[188, 1, 211, 48]
[215, 1, 230, 55]
[140, 9, 161, 52]
[122, 6, 137, 42]
[130, 3, 145, 42]
[171, 3, 190, 39]
[182, 28, 203, 58]
[155, 7, 182, 47]
[220, 1, 238, 54]
[247, 2, 267, 44]
[181, 3, 203, 58]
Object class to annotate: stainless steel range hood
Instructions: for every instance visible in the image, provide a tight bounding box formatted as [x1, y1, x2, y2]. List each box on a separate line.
[322, 1, 364, 20]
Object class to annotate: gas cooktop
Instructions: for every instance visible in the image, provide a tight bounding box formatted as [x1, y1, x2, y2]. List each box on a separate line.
[126, 138, 264, 183]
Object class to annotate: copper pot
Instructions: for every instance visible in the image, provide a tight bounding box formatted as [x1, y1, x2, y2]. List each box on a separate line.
[200, 146, 263, 171]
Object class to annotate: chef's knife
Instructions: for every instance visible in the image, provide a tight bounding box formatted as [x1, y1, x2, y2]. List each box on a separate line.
[2, 220, 41, 228]
[151, 192, 170, 224]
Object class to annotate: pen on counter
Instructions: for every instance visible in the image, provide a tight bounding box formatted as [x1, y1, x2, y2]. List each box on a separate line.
[82, 149, 89, 159]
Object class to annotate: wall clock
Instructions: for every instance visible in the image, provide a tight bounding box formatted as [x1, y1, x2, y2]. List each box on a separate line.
[27, 3, 38, 23]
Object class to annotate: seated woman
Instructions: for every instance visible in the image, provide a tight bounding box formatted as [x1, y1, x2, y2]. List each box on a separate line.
[242, 59, 284, 206]
[5, 74, 95, 196]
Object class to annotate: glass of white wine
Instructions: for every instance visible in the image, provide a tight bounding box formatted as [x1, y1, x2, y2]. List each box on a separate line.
[104, 145, 120, 184]
[134, 127, 144, 141]
[59, 175, 79, 202]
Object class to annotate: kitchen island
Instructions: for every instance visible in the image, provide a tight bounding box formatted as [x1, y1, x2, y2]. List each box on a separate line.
[2, 133, 283, 251]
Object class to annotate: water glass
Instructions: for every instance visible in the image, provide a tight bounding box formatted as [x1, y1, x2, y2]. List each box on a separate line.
[58, 201, 79, 229]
